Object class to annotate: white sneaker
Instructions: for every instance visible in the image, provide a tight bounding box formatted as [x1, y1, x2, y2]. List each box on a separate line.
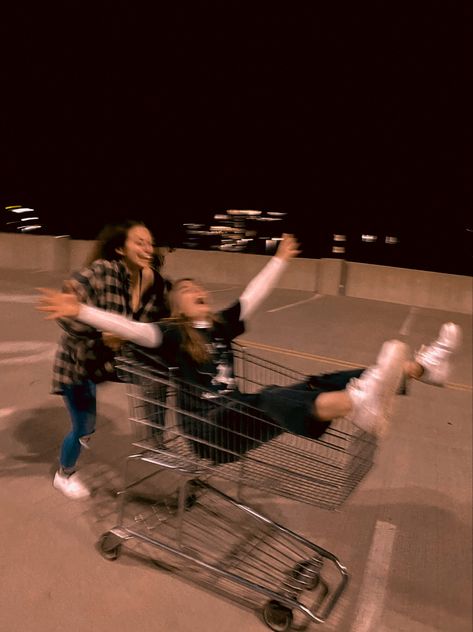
[79, 436, 91, 450]
[347, 340, 408, 437]
[415, 322, 462, 386]
[53, 470, 90, 499]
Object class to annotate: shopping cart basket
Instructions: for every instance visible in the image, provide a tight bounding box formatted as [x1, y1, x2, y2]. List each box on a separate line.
[117, 344, 377, 510]
[98, 344, 376, 629]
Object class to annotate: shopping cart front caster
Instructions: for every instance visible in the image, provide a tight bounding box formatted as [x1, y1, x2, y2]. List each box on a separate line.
[262, 600, 293, 632]
[98, 532, 122, 561]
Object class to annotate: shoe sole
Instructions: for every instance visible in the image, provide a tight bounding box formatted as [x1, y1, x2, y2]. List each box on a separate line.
[53, 476, 90, 500]
[375, 340, 408, 422]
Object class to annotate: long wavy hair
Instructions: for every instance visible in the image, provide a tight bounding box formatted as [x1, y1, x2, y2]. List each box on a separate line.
[166, 278, 220, 364]
[85, 220, 165, 270]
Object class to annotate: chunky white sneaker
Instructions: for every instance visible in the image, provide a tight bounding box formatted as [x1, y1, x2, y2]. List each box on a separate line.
[53, 470, 90, 499]
[347, 340, 408, 437]
[415, 322, 462, 386]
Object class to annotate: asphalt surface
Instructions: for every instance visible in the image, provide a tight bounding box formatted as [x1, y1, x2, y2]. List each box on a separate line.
[0, 268, 471, 632]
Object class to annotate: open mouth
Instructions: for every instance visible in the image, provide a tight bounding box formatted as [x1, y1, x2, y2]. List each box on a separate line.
[195, 298, 206, 305]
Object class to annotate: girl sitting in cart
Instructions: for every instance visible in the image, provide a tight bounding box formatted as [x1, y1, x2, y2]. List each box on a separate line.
[38, 234, 461, 445]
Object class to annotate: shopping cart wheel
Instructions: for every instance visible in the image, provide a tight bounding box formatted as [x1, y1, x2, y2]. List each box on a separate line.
[262, 600, 293, 632]
[292, 559, 321, 590]
[98, 532, 122, 561]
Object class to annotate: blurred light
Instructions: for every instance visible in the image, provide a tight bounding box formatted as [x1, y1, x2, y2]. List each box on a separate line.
[54, 235, 70, 239]
[362, 234, 377, 243]
[20, 225, 42, 231]
[332, 246, 346, 254]
[385, 236, 399, 245]
[9, 207, 35, 214]
[267, 211, 286, 217]
[227, 209, 262, 216]
[213, 214, 229, 220]
[21, 216, 39, 221]
[333, 234, 347, 242]
[209, 226, 228, 232]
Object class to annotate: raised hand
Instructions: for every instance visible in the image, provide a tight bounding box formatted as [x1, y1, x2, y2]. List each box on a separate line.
[36, 288, 81, 320]
[275, 233, 301, 261]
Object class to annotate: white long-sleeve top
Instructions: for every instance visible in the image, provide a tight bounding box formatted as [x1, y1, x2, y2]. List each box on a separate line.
[77, 255, 288, 347]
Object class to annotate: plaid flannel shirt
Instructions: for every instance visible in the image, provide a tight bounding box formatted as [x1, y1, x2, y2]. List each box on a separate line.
[52, 259, 169, 393]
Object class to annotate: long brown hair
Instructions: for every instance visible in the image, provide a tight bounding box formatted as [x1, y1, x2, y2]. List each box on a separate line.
[85, 220, 165, 270]
[166, 278, 219, 364]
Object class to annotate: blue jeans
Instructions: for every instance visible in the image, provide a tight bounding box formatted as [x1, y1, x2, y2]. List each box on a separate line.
[60, 381, 97, 469]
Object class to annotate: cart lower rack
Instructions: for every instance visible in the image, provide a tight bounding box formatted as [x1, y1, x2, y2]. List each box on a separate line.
[99, 479, 348, 631]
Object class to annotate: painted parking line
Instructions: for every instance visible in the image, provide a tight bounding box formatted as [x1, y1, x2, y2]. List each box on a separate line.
[350, 520, 397, 632]
[0, 407, 16, 420]
[208, 286, 239, 293]
[399, 306, 419, 336]
[267, 293, 322, 313]
[0, 341, 56, 366]
[240, 339, 365, 370]
[0, 293, 38, 303]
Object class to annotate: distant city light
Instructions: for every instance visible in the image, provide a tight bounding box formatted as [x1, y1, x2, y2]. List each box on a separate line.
[20, 225, 42, 231]
[209, 226, 229, 232]
[385, 236, 399, 244]
[332, 246, 346, 254]
[333, 234, 347, 242]
[362, 234, 377, 243]
[227, 209, 262, 216]
[7, 207, 35, 214]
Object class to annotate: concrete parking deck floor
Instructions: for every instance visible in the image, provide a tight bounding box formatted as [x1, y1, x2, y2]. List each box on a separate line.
[0, 268, 471, 632]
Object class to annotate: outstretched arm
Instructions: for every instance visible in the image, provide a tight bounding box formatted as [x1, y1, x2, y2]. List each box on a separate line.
[239, 233, 300, 320]
[37, 289, 162, 348]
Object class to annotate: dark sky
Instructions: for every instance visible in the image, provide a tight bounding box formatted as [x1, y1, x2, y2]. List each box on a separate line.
[1, 1, 471, 271]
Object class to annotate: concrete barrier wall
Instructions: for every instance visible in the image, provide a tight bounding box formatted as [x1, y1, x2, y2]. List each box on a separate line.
[345, 262, 473, 313]
[0, 233, 70, 272]
[69, 240, 95, 271]
[0, 234, 471, 313]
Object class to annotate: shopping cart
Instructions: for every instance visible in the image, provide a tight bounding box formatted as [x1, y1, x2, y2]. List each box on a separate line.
[98, 345, 376, 630]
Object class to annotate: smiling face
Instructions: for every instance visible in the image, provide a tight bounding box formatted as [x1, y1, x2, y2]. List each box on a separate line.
[118, 225, 154, 271]
[170, 279, 211, 321]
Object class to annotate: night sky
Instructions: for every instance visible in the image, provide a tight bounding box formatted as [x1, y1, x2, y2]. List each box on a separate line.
[1, 1, 471, 273]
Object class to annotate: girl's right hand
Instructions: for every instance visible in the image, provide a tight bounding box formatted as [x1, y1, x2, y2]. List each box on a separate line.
[275, 233, 301, 261]
[36, 288, 81, 320]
